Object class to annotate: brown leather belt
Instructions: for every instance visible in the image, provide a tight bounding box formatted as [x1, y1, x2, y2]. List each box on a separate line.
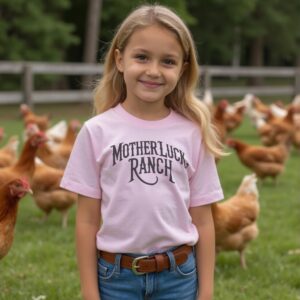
[99, 245, 192, 275]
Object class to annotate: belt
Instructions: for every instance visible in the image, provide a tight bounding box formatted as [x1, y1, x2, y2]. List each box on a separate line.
[99, 245, 192, 275]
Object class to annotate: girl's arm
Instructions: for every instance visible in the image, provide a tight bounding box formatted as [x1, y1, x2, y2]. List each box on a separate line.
[189, 204, 216, 300]
[76, 194, 101, 300]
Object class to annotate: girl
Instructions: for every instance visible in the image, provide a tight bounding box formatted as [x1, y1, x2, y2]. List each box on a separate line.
[61, 4, 224, 300]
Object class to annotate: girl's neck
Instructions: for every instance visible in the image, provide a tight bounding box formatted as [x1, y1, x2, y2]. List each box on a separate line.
[121, 100, 170, 121]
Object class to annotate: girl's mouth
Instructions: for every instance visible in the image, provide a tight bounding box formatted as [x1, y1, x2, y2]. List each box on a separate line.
[139, 80, 163, 88]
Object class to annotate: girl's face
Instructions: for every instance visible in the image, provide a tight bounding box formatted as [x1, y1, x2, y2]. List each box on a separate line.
[115, 25, 186, 108]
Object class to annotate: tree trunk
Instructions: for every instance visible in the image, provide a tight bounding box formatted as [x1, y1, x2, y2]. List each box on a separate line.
[249, 36, 264, 86]
[82, 0, 103, 89]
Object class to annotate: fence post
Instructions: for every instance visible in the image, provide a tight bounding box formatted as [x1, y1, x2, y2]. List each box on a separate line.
[295, 67, 300, 97]
[22, 63, 33, 108]
[199, 66, 211, 99]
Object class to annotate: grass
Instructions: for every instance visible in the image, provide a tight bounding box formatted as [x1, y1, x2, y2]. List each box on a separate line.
[0, 103, 300, 300]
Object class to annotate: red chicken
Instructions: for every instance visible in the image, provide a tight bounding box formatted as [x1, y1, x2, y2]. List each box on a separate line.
[0, 178, 32, 260]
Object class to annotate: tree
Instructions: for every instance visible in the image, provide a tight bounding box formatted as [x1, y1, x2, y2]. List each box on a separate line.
[186, 0, 300, 69]
[0, 0, 79, 61]
[83, 0, 103, 64]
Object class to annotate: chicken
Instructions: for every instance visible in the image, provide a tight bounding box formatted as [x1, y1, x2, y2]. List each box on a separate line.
[31, 161, 77, 228]
[0, 127, 4, 142]
[267, 106, 295, 145]
[213, 99, 228, 144]
[46, 120, 67, 146]
[224, 104, 245, 132]
[20, 104, 50, 131]
[292, 114, 300, 152]
[0, 132, 47, 185]
[0, 136, 19, 168]
[227, 138, 289, 183]
[0, 178, 32, 260]
[212, 174, 259, 268]
[252, 96, 270, 116]
[26, 121, 80, 169]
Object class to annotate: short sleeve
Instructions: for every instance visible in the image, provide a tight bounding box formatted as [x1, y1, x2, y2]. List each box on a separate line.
[60, 124, 101, 199]
[189, 140, 223, 207]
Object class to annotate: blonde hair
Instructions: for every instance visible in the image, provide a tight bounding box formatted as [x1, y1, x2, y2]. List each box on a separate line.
[93, 4, 224, 157]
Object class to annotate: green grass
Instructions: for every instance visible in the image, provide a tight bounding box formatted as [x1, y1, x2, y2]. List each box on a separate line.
[0, 104, 300, 300]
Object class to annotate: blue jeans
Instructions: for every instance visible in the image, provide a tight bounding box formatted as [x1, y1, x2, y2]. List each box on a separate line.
[97, 247, 198, 300]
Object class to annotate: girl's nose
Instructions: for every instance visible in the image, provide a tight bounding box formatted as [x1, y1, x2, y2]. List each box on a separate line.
[146, 62, 161, 77]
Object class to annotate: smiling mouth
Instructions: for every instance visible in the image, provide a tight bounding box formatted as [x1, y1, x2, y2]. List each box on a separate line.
[139, 80, 163, 88]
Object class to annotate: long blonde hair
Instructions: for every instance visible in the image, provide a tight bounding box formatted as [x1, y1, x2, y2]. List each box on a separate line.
[93, 4, 224, 157]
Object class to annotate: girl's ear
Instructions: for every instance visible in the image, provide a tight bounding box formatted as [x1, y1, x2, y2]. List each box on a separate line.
[115, 49, 124, 72]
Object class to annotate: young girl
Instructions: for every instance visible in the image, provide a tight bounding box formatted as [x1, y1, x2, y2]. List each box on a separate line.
[61, 4, 224, 300]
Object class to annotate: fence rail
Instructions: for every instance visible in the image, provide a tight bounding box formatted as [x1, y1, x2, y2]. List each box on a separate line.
[0, 61, 299, 106]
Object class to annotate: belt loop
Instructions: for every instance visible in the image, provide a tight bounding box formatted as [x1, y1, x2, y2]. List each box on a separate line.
[166, 250, 176, 272]
[114, 254, 122, 275]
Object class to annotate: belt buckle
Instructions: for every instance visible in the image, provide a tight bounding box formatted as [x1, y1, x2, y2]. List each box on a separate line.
[131, 255, 148, 275]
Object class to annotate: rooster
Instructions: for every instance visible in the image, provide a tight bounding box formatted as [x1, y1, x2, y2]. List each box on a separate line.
[212, 174, 259, 268]
[0, 178, 32, 259]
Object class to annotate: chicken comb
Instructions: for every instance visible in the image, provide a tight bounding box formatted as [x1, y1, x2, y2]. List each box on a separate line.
[70, 119, 81, 130]
[19, 177, 30, 189]
[226, 138, 235, 147]
[219, 99, 229, 109]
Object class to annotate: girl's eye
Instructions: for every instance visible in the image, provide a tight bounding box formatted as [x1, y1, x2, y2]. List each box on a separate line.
[134, 54, 147, 61]
[163, 59, 176, 66]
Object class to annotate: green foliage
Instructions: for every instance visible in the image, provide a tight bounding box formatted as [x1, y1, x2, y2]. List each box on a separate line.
[0, 0, 79, 61]
[186, 0, 300, 65]
[0, 103, 299, 299]
[98, 0, 195, 60]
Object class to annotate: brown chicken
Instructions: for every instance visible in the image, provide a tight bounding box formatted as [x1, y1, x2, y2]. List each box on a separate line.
[0, 132, 47, 185]
[26, 121, 80, 169]
[292, 114, 300, 152]
[252, 97, 270, 116]
[213, 99, 229, 144]
[265, 106, 295, 146]
[227, 138, 289, 183]
[50, 119, 81, 151]
[20, 104, 50, 131]
[31, 162, 77, 228]
[224, 105, 245, 132]
[212, 174, 259, 268]
[0, 127, 4, 142]
[0, 178, 32, 260]
[0, 136, 19, 168]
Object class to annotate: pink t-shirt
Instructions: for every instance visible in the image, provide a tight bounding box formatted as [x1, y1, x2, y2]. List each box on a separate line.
[60, 104, 223, 254]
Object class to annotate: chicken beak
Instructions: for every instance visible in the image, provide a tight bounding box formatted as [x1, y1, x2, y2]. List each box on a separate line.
[28, 188, 33, 194]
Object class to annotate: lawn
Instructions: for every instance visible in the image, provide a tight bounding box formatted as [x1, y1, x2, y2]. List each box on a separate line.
[0, 103, 300, 300]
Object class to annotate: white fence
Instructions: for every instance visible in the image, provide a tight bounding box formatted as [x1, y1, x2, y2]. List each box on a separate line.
[0, 61, 299, 106]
